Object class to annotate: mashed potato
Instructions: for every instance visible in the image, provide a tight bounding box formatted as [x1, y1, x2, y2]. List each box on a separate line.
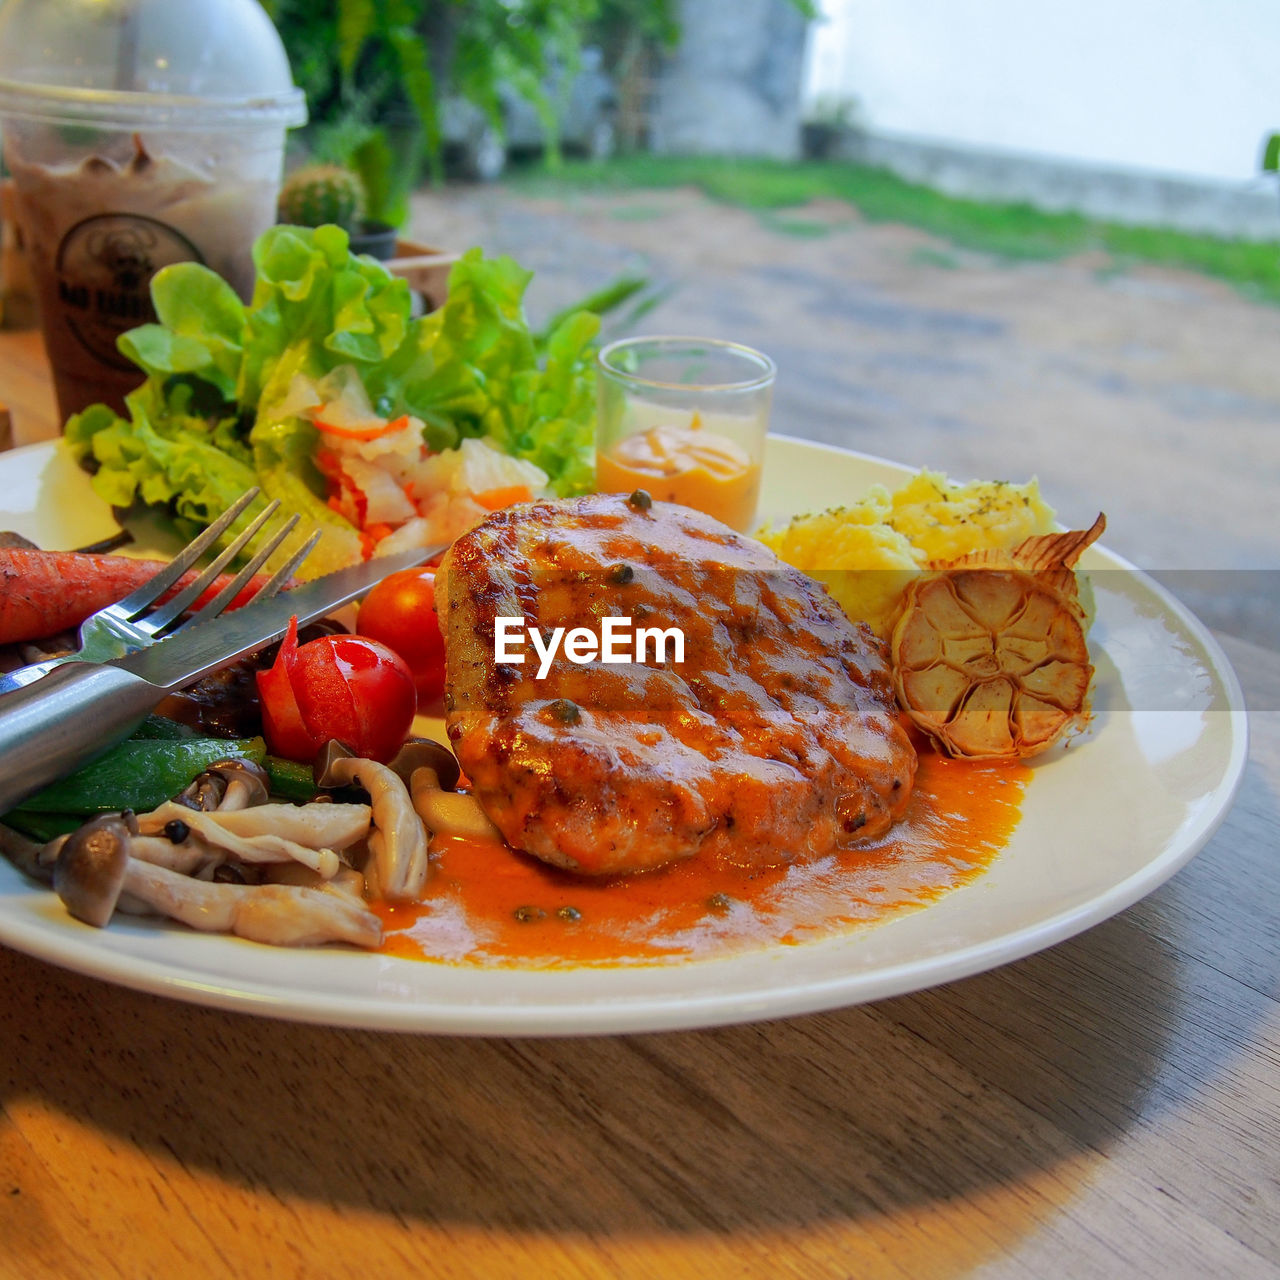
[758, 470, 1056, 637]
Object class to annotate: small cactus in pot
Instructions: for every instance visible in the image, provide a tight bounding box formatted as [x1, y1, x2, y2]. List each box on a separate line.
[277, 163, 364, 234]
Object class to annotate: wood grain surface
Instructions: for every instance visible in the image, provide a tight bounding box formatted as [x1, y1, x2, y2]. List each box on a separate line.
[0, 329, 57, 448]
[0, 327, 1276, 1277]
[1, 637, 1276, 1279]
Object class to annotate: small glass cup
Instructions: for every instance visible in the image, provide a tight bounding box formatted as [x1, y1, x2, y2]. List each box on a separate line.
[596, 336, 775, 532]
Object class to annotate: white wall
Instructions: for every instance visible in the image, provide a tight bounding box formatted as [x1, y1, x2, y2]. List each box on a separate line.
[803, 0, 1280, 185]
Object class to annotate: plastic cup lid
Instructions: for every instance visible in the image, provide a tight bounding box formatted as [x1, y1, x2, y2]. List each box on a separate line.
[0, 0, 307, 130]
[0, 80, 307, 130]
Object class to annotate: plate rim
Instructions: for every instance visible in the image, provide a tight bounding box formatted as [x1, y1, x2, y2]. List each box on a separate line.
[0, 435, 1250, 1035]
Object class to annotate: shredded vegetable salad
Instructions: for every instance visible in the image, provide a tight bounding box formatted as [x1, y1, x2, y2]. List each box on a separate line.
[66, 225, 599, 577]
[284, 364, 551, 556]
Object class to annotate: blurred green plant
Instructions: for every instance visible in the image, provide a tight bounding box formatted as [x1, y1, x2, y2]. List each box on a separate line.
[533, 271, 672, 350]
[1263, 133, 1280, 179]
[802, 93, 861, 129]
[265, 0, 616, 207]
[266, 1, 825, 187]
[592, 0, 680, 152]
[265, 0, 817, 216]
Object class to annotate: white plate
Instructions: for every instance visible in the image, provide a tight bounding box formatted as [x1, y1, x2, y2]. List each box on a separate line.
[0, 437, 1248, 1035]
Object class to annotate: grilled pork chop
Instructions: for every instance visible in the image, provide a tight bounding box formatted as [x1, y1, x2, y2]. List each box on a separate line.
[441, 493, 916, 876]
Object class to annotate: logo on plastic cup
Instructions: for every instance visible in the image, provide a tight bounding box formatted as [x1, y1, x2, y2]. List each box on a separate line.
[55, 213, 205, 369]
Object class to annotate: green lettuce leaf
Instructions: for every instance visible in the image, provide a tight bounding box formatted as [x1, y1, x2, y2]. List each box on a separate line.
[511, 308, 600, 495]
[65, 226, 600, 571]
[376, 248, 600, 492]
[119, 263, 248, 399]
[240, 224, 414, 406]
[67, 384, 259, 528]
[249, 413, 364, 576]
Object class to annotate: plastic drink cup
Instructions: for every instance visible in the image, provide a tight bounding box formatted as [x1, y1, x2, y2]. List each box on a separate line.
[0, 0, 306, 422]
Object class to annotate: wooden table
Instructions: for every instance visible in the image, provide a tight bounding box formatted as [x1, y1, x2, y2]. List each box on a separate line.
[0, 328, 58, 449]
[1, 328, 1277, 1278]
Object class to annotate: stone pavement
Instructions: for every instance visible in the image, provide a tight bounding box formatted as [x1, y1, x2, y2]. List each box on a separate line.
[410, 181, 1280, 646]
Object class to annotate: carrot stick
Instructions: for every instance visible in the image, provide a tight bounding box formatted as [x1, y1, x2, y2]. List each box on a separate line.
[474, 485, 533, 512]
[0, 548, 278, 645]
[314, 413, 410, 442]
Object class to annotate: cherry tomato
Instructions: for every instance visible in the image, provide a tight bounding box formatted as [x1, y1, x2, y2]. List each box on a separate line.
[257, 617, 417, 764]
[356, 567, 447, 705]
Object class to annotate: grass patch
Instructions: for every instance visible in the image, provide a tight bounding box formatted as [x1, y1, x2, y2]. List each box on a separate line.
[606, 203, 672, 222]
[512, 154, 1280, 304]
[909, 247, 961, 270]
[756, 210, 837, 239]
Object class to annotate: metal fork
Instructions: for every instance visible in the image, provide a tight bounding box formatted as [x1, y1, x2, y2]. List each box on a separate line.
[0, 489, 319, 696]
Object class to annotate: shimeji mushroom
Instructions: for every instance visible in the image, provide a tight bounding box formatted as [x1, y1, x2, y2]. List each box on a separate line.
[53, 814, 129, 927]
[388, 740, 501, 843]
[388, 740, 462, 793]
[35, 751, 380, 948]
[129, 757, 371, 880]
[173, 758, 272, 812]
[0, 822, 60, 884]
[315, 741, 428, 901]
[52, 812, 382, 948]
[136, 800, 369, 879]
[7, 741, 500, 947]
[0, 814, 213, 892]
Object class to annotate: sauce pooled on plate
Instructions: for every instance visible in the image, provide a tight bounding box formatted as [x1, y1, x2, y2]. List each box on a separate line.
[377, 752, 1027, 967]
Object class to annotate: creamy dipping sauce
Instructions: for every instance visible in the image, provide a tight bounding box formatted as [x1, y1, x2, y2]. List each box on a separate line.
[376, 752, 1027, 967]
[596, 417, 763, 532]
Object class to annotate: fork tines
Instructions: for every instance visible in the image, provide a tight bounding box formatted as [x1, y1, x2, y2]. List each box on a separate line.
[115, 490, 315, 638]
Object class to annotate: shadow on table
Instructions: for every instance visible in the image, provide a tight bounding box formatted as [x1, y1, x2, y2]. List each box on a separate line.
[0, 905, 1229, 1256]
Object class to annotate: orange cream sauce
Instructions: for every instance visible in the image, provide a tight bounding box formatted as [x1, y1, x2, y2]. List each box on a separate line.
[596, 418, 762, 532]
[376, 752, 1028, 968]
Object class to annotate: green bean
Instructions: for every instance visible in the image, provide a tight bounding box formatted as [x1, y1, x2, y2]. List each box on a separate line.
[13, 737, 266, 816]
[264, 755, 317, 803]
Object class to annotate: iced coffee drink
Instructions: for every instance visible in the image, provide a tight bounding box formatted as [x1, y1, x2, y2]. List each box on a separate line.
[0, 0, 306, 424]
[7, 131, 279, 420]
